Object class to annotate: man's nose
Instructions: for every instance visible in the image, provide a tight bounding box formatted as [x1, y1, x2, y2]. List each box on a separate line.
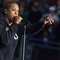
[15, 12, 18, 16]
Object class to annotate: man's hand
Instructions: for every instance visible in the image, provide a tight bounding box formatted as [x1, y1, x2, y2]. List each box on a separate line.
[15, 16, 23, 24]
[43, 17, 54, 24]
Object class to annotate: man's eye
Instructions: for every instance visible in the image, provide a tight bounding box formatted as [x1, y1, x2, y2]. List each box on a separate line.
[12, 9, 15, 11]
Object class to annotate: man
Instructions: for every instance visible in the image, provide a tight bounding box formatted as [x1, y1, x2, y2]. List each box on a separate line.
[0, 2, 54, 60]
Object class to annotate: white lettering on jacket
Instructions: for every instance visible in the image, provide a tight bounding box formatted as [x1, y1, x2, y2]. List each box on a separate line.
[6, 27, 9, 31]
[14, 33, 18, 40]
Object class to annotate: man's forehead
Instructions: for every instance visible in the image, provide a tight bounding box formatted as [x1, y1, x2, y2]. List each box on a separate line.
[10, 3, 19, 7]
[10, 3, 19, 10]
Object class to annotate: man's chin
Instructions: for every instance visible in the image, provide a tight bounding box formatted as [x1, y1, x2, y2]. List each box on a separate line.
[10, 18, 14, 22]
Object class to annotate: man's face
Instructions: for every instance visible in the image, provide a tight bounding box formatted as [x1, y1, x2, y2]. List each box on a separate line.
[5, 3, 19, 22]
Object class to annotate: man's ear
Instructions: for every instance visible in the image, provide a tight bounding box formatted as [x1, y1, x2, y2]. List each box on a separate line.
[4, 9, 8, 14]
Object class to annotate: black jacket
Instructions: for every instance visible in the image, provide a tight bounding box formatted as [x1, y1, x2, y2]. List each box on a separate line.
[0, 14, 43, 60]
[0, 14, 19, 60]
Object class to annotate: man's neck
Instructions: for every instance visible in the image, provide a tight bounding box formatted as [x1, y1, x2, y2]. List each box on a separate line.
[5, 16, 13, 26]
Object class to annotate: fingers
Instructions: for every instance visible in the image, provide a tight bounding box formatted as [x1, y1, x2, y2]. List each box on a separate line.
[20, 16, 23, 21]
[44, 21, 48, 24]
[15, 16, 23, 24]
[47, 17, 54, 24]
[15, 16, 23, 21]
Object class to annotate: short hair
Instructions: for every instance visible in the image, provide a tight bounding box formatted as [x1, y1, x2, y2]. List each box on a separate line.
[4, 1, 19, 10]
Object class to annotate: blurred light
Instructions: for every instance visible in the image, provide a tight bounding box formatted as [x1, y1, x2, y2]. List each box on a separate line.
[49, 6, 56, 11]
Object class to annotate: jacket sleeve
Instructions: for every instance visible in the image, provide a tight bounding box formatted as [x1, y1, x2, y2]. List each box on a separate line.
[27, 22, 44, 34]
[0, 20, 19, 46]
[18, 20, 45, 35]
[17, 20, 44, 35]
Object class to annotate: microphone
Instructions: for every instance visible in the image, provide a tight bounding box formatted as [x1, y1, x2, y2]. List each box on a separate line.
[14, 16, 31, 25]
